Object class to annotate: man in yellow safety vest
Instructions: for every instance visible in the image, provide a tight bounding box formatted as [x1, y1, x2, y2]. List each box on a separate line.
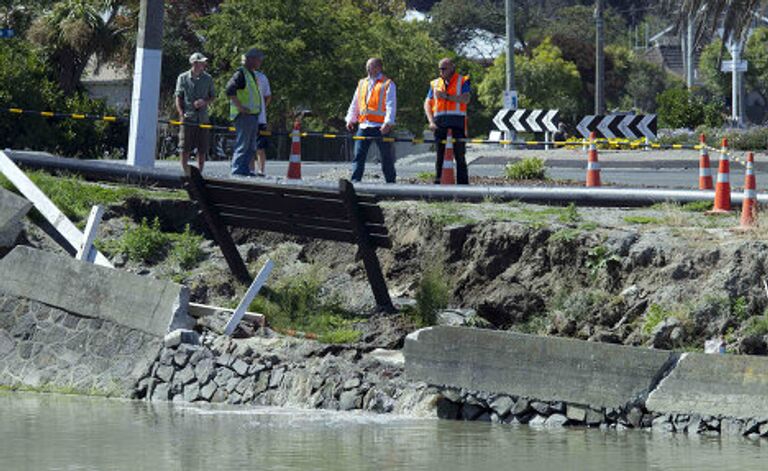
[345, 57, 397, 183]
[226, 48, 265, 177]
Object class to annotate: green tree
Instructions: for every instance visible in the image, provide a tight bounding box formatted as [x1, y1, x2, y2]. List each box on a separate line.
[623, 57, 669, 113]
[200, 0, 443, 133]
[744, 27, 768, 101]
[665, 0, 761, 46]
[477, 38, 582, 119]
[0, 39, 124, 157]
[698, 38, 729, 100]
[26, 0, 126, 94]
[656, 86, 724, 129]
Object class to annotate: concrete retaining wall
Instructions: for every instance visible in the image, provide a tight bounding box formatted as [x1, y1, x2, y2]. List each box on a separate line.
[0, 294, 160, 395]
[405, 326, 677, 410]
[0, 246, 193, 337]
[647, 352, 768, 419]
[0, 188, 31, 248]
[0, 246, 194, 395]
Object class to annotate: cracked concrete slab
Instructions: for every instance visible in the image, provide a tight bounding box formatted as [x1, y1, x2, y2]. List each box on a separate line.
[646, 352, 768, 419]
[0, 188, 31, 248]
[404, 326, 676, 410]
[0, 246, 193, 337]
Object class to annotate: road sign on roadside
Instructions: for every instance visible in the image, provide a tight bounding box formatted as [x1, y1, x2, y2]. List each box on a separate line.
[577, 114, 657, 140]
[721, 60, 748, 72]
[494, 109, 559, 133]
[0, 29, 14, 39]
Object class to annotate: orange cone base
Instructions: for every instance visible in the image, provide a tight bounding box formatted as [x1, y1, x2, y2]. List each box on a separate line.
[287, 165, 301, 179]
[440, 169, 455, 185]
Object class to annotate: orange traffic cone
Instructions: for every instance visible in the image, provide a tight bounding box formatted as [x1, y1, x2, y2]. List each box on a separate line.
[286, 121, 302, 180]
[440, 129, 456, 185]
[712, 138, 731, 212]
[698, 134, 713, 190]
[586, 131, 601, 187]
[740, 152, 757, 228]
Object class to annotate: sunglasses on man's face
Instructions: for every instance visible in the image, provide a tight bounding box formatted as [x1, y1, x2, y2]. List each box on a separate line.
[439, 67, 449, 70]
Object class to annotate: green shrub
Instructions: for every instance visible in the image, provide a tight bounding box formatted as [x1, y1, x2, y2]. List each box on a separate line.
[0, 40, 127, 159]
[743, 313, 768, 337]
[657, 87, 724, 129]
[248, 266, 361, 344]
[586, 245, 621, 279]
[120, 217, 170, 264]
[624, 215, 659, 225]
[416, 171, 434, 182]
[558, 203, 581, 224]
[682, 201, 713, 212]
[505, 157, 547, 180]
[642, 304, 690, 335]
[169, 224, 205, 270]
[549, 227, 581, 242]
[411, 263, 450, 327]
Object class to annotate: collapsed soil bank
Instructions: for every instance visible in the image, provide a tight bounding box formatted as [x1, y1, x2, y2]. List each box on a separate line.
[6, 192, 768, 438]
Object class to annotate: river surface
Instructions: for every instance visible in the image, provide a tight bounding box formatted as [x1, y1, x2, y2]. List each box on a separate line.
[0, 392, 764, 471]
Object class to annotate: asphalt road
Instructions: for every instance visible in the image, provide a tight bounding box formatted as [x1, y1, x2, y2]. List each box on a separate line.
[151, 145, 762, 190]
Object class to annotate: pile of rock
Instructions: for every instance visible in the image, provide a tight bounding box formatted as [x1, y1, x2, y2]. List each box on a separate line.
[134, 331, 435, 415]
[434, 388, 644, 429]
[434, 387, 768, 438]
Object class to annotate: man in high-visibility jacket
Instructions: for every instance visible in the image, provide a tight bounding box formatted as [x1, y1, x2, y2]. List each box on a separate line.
[226, 48, 267, 177]
[345, 57, 397, 183]
[424, 58, 471, 184]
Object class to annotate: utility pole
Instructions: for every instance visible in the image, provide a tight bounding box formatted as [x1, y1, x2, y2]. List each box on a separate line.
[594, 0, 605, 115]
[686, 13, 695, 88]
[505, 0, 515, 93]
[127, 0, 164, 168]
[505, 0, 516, 141]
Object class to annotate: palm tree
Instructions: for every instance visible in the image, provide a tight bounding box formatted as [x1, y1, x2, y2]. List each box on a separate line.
[26, 0, 127, 94]
[666, 0, 764, 44]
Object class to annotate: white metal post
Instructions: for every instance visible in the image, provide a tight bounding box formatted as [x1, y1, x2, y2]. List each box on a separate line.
[224, 259, 274, 336]
[76, 205, 104, 263]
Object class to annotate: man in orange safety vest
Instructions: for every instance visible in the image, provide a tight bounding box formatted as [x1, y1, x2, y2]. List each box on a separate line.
[424, 58, 471, 184]
[345, 57, 397, 183]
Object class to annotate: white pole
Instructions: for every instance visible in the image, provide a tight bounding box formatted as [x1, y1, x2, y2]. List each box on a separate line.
[0, 151, 112, 267]
[127, 0, 164, 168]
[224, 259, 274, 336]
[76, 205, 104, 263]
[731, 41, 741, 126]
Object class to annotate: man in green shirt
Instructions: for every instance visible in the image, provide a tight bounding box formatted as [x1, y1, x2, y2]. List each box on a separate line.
[175, 52, 215, 173]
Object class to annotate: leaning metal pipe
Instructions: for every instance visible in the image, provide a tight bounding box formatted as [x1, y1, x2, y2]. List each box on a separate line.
[6, 150, 183, 188]
[5, 150, 764, 207]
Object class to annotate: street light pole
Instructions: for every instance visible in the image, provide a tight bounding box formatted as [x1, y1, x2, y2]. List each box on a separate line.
[505, 0, 515, 92]
[505, 0, 516, 142]
[127, 0, 164, 168]
[594, 0, 605, 115]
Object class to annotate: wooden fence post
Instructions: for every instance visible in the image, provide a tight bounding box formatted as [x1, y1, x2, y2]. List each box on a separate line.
[184, 166, 251, 284]
[339, 179, 395, 312]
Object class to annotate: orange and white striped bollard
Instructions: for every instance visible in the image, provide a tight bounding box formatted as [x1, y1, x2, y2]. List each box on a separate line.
[586, 131, 601, 187]
[286, 120, 302, 180]
[440, 129, 456, 185]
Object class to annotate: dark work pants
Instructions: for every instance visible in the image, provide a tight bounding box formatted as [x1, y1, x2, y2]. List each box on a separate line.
[434, 126, 468, 184]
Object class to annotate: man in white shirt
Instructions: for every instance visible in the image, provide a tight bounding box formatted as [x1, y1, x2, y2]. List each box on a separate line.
[345, 58, 397, 183]
[249, 64, 271, 176]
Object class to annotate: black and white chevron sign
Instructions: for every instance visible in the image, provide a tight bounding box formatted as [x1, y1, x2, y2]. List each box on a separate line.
[577, 114, 657, 140]
[493, 109, 559, 133]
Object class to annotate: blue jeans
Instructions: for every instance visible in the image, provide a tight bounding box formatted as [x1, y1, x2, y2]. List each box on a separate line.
[351, 127, 396, 183]
[231, 114, 259, 175]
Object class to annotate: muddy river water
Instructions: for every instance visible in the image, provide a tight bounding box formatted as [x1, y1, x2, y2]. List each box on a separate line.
[0, 392, 764, 471]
